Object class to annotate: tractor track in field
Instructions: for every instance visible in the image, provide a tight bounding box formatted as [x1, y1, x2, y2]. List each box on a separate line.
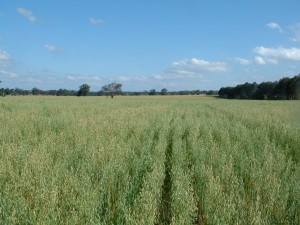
[157, 122, 174, 225]
[182, 126, 205, 225]
[157, 116, 207, 225]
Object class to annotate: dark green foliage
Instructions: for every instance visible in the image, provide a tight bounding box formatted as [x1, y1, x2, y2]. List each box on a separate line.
[161, 88, 168, 96]
[148, 89, 157, 96]
[0, 81, 4, 97]
[219, 74, 300, 100]
[77, 83, 90, 96]
[32, 87, 42, 95]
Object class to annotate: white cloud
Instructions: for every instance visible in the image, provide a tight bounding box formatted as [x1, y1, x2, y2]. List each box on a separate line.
[289, 23, 300, 42]
[134, 76, 148, 81]
[44, 44, 62, 52]
[254, 56, 266, 65]
[235, 57, 252, 65]
[88, 76, 101, 81]
[0, 50, 12, 67]
[266, 22, 283, 33]
[118, 76, 131, 81]
[117, 75, 148, 82]
[153, 71, 196, 81]
[67, 75, 101, 81]
[26, 77, 43, 84]
[9, 70, 65, 89]
[266, 58, 278, 64]
[254, 46, 300, 61]
[153, 73, 189, 80]
[0, 70, 17, 78]
[254, 56, 278, 65]
[16, 7, 37, 23]
[90, 18, 104, 25]
[172, 58, 229, 72]
[153, 74, 164, 80]
[152, 58, 228, 81]
[66, 75, 77, 81]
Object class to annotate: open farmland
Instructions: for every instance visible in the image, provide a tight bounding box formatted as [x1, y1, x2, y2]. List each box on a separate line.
[0, 96, 299, 224]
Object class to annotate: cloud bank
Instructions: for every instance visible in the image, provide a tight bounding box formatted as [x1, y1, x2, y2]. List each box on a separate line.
[172, 58, 228, 73]
[153, 58, 228, 81]
[254, 46, 300, 61]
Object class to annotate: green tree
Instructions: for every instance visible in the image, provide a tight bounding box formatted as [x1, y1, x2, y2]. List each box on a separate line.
[77, 83, 90, 96]
[148, 89, 157, 96]
[0, 81, 5, 97]
[161, 88, 168, 95]
[102, 82, 122, 98]
[32, 87, 42, 95]
[291, 75, 300, 99]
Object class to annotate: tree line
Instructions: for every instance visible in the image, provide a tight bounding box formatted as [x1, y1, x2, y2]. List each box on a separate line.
[218, 74, 300, 100]
[0, 81, 217, 97]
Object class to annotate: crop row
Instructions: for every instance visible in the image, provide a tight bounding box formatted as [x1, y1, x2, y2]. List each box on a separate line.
[0, 97, 299, 224]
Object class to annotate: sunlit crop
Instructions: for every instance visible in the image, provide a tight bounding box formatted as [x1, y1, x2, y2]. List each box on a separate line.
[0, 96, 299, 224]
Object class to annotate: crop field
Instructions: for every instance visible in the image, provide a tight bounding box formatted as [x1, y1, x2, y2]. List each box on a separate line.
[0, 96, 299, 224]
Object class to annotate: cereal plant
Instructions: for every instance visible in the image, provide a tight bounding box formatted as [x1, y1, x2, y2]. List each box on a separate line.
[0, 96, 299, 224]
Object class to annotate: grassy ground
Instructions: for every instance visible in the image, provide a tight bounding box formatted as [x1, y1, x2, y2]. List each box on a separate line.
[0, 95, 299, 224]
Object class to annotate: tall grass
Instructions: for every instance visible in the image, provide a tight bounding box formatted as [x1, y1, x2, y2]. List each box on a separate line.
[0, 96, 299, 224]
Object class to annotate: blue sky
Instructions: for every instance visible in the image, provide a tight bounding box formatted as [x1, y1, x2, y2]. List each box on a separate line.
[1, 0, 300, 91]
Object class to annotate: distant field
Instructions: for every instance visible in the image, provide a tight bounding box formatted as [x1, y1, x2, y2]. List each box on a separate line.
[0, 96, 299, 224]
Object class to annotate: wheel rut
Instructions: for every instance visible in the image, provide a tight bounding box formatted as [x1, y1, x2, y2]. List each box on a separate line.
[157, 126, 174, 225]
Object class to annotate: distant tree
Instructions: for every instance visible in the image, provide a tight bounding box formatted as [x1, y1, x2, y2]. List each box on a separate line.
[4, 88, 11, 96]
[13, 88, 23, 95]
[44, 89, 57, 96]
[161, 88, 168, 95]
[0, 81, 3, 97]
[102, 82, 122, 98]
[195, 89, 201, 95]
[77, 83, 90, 96]
[275, 77, 291, 99]
[256, 82, 276, 99]
[218, 74, 300, 100]
[179, 90, 190, 95]
[243, 82, 257, 99]
[0, 88, 4, 97]
[97, 90, 105, 96]
[32, 87, 42, 95]
[148, 89, 157, 96]
[291, 75, 300, 99]
[56, 89, 64, 96]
